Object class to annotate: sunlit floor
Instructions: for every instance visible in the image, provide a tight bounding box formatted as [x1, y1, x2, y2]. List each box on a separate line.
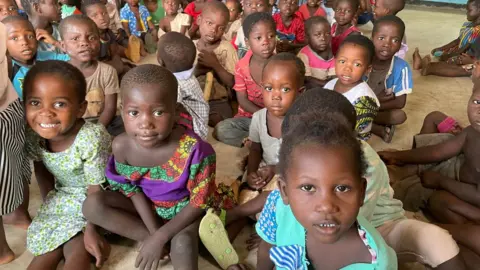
[2, 5, 474, 270]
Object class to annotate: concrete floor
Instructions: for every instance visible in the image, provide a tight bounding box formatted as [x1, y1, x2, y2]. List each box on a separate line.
[1, 5, 475, 270]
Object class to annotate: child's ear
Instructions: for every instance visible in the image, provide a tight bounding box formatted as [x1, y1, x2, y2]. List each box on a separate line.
[60, 41, 67, 54]
[365, 64, 373, 76]
[196, 15, 202, 26]
[78, 100, 88, 117]
[277, 178, 290, 205]
[359, 177, 367, 206]
[244, 37, 250, 48]
[33, 2, 40, 13]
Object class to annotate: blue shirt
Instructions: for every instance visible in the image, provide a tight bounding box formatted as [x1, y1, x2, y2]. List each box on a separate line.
[120, 4, 151, 37]
[12, 51, 69, 98]
[383, 56, 413, 97]
[256, 190, 397, 270]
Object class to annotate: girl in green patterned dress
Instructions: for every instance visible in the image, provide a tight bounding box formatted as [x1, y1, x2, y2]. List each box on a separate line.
[23, 60, 111, 270]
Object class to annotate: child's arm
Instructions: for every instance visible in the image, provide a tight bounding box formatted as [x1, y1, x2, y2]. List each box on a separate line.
[234, 69, 262, 114]
[247, 142, 264, 188]
[99, 94, 117, 127]
[426, 177, 480, 208]
[180, 16, 192, 36]
[35, 29, 63, 52]
[130, 192, 162, 234]
[147, 19, 158, 39]
[379, 94, 406, 110]
[120, 9, 132, 37]
[379, 130, 467, 165]
[33, 161, 55, 200]
[257, 240, 274, 270]
[188, 24, 200, 39]
[198, 50, 235, 88]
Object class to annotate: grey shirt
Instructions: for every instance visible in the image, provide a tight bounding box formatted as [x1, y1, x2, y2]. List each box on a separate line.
[249, 108, 282, 165]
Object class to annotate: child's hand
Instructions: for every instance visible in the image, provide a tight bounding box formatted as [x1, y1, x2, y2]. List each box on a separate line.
[36, 29, 57, 45]
[276, 40, 291, 53]
[198, 50, 220, 69]
[247, 171, 265, 190]
[258, 165, 275, 184]
[456, 53, 474, 65]
[378, 151, 402, 166]
[135, 233, 168, 270]
[84, 228, 111, 268]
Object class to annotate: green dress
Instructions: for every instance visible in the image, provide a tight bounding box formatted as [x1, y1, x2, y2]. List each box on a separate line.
[141, 0, 165, 26]
[26, 122, 111, 256]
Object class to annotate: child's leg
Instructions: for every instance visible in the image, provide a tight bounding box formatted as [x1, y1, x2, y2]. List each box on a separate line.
[437, 224, 480, 266]
[225, 192, 270, 225]
[170, 219, 201, 270]
[374, 109, 407, 126]
[0, 219, 14, 264]
[213, 117, 252, 148]
[27, 248, 63, 270]
[413, 48, 423, 70]
[428, 189, 480, 225]
[420, 111, 450, 134]
[63, 234, 92, 270]
[82, 191, 151, 241]
[421, 56, 471, 77]
[3, 180, 32, 229]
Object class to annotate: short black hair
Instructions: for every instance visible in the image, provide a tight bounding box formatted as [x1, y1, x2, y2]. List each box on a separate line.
[380, 0, 405, 14]
[23, 60, 87, 102]
[372, 15, 406, 39]
[202, 1, 230, 21]
[338, 35, 375, 65]
[335, 0, 360, 12]
[226, 0, 242, 11]
[59, 14, 99, 39]
[305, 16, 330, 35]
[81, 0, 105, 15]
[264, 52, 306, 83]
[278, 114, 366, 181]
[157, 32, 196, 73]
[1, 15, 34, 31]
[121, 64, 179, 103]
[282, 88, 356, 135]
[242, 12, 275, 39]
[20, 0, 36, 15]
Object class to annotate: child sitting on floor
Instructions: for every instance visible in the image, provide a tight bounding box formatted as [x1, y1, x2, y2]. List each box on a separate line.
[240, 53, 305, 204]
[24, 60, 111, 270]
[297, 16, 335, 89]
[157, 0, 191, 37]
[373, 0, 408, 59]
[413, 0, 480, 77]
[255, 114, 397, 269]
[120, 0, 158, 55]
[273, 0, 306, 53]
[324, 35, 380, 141]
[367, 16, 412, 143]
[331, 0, 361, 55]
[143, 0, 161, 27]
[59, 0, 81, 19]
[4, 16, 68, 97]
[185, 0, 207, 39]
[224, 0, 241, 41]
[234, 0, 270, 59]
[21, 0, 63, 53]
[60, 15, 122, 136]
[214, 12, 276, 147]
[0, 0, 19, 21]
[194, 1, 238, 127]
[378, 83, 480, 266]
[82, 65, 238, 270]
[158, 32, 210, 140]
[298, 0, 326, 20]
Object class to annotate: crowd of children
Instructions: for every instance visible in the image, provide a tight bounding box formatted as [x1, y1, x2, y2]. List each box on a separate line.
[2, 0, 480, 269]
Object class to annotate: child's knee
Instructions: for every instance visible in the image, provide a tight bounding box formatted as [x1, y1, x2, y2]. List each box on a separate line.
[424, 111, 446, 124]
[82, 192, 107, 219]
[170, 227, 199, 255]
[391, 109, 407, 124]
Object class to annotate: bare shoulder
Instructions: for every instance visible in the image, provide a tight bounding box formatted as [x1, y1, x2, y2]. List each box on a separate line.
[112, 133, 131, 162]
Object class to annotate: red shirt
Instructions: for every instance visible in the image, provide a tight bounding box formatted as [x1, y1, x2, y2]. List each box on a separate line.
[298, 4, 327, 21]
[331, 23, 361, 55]
[273, 12, 305, 44]
[233, 50, 265, 118]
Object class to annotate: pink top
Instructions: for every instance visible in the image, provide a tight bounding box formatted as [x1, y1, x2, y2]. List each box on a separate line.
[233, 50, 265, 118]
[331, 23, 361, 55]
[297, 45, 335, 80]
[298, 4, 327, 21]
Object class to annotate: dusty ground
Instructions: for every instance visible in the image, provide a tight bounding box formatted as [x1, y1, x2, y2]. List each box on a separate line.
[1, 5, 474, 270]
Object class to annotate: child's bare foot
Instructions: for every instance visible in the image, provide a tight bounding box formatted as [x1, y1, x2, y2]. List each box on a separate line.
[421, 55, 432, 76]
[413, 48, 422, 70]
[0, 246, 14, 265]
[3, 210, 31, 230]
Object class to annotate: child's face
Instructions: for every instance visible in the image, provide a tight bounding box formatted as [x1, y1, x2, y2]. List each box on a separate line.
[373, 0, 389, 20]
[37, 0, 61, 23]
[85, 4, 110, 30]
[145, 1, 158, 13]
[307, 0, 321, 8]
[163, 0, 179, 16]
[126, 0, 139, 7]
[0, 0, 18, 21]
[467, 1, 480, 22]
[61, 22, 100, 63]
[121, 84, 177, 149]
[335, 43, 371, 87]
[468, 88, 480, 133]
[279, 144, 365, 244]
[307, 22, 331, 53]
[278, 0, 298, 18]
[226, 0, 240, 22]
[198, 10, 229, 44]
[262, 61, 301, 117]
[334, 0, 356, 26]
[25, 74, 86, 140]
[242, 0, 268, 17]
[5, 20, 38, 64]
[246, 21, 276, 59]
[372, 22, 402, 61]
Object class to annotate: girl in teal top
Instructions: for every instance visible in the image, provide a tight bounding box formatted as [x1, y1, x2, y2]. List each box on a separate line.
[255, 115, 398, 270]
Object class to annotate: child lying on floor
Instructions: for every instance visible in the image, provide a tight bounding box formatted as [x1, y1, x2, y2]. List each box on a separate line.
[413, 0, 480, 77]
[379, 75, 480, 266]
